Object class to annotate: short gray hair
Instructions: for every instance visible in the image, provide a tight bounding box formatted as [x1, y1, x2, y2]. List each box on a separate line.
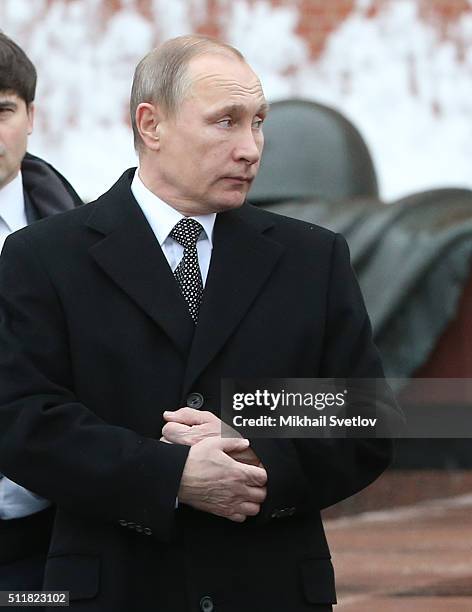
[130, 34, 245, 150]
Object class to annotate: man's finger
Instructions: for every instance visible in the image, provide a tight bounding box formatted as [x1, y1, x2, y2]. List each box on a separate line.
[227, 513, 246, 523]
[236, 502, 260, 516]
[163, 407, 215, 426]
[240, 462, 268, 487]
[217, 437, 250, 454]
[161, 421, 192, 443]
[245, 485, 267, 504]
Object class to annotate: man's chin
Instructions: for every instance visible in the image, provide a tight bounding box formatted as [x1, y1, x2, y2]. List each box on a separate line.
[217, 199, 246, 213]
[210, 192, 247, 213]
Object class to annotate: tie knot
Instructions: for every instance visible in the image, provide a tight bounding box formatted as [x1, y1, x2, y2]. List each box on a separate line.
[170, 218, 204, 249]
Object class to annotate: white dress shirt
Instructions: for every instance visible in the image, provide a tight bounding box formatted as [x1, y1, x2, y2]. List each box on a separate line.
[0, 171, 51, 519]
[130, 171, 216, 285]
[0, 172, 28, 253]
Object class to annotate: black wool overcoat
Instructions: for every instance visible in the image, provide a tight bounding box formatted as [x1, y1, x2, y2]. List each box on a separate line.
[0, 169, 395, 611]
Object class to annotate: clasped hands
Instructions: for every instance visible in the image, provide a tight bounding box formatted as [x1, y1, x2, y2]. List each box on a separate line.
[161, 407, 267, 523]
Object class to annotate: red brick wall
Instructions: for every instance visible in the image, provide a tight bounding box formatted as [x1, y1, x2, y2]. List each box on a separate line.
[295, 0, 356, 58]
[88, 0, 472, 61]
[293, 0, 471, 60]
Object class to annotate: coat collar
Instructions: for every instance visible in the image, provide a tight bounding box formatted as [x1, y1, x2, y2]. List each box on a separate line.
[21, 152, 81, 218]
[86, 169, 285, 379]
[86, 169, 195, 356]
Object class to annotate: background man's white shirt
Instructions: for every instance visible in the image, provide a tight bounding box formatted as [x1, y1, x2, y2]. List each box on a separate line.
[0, 172, 27, 253]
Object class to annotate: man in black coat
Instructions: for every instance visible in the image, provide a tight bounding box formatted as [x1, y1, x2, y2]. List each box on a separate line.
[0, 35, 396, 611]
[0, 32, 81, 599]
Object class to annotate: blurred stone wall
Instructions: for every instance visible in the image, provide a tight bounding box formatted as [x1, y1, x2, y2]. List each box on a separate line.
[1, 0, 471, 201]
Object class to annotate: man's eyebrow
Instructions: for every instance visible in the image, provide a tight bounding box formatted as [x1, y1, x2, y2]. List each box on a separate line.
[208, 101, 270, 118]
[0, 100, 17, 109]
[258, 102, 270, 115]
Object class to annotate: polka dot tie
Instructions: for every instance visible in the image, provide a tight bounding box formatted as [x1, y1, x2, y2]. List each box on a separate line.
[170, 218, 204, 324]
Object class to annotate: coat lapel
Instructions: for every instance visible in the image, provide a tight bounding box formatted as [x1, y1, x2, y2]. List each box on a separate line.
[86, 170, 194, 356]
[183, 205, 285, 395]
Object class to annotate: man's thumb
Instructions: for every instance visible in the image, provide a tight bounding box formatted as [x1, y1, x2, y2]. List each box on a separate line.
[219, 437, 250, 453]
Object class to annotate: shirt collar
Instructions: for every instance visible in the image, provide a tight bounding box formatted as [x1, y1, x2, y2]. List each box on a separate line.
[131, 170, 216, 247]
[0, 171, 26, 232]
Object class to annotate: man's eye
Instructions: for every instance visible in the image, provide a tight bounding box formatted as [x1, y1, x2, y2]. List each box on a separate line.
[252, 118, 264, 129]
[217, 119, 232, 128]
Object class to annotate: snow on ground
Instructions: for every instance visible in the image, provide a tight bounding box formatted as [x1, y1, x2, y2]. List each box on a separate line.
[0, 0, 471, 202]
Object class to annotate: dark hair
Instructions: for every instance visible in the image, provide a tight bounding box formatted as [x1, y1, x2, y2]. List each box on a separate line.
[0, 32, 37, 103]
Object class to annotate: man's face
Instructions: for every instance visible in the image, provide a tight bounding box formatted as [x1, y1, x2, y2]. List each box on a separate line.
[154, 54, 268, 214]
[0, 92, 34, 189]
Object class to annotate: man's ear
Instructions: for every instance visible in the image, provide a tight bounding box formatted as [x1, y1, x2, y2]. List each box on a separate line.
[26, 102, 35, 135]
[135, 102, 162, 151]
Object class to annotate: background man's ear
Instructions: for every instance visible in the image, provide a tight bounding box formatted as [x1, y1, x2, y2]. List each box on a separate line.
[135, 102, 162, 151]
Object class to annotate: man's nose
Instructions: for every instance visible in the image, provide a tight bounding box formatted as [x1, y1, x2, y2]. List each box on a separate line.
[234, 128, 261, 165]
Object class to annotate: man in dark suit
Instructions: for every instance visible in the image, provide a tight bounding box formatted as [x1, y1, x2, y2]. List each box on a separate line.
[0, 32, 81, 599]
[0, 35, 396, 611]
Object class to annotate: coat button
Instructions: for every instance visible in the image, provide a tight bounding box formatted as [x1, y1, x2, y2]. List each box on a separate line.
[119, 519, 128, 527]
[199, 596, 214, 612]
[143, 527, 152, 536]
[187, 392, 204, 409]
[135, 525, 143, 533]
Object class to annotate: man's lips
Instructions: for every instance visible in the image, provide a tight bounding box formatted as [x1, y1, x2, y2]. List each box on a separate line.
[222, 176, 253, 183]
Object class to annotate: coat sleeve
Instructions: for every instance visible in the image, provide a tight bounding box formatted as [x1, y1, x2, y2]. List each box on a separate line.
[0, 232, 189, 542]
[250, 233, 402, 522]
